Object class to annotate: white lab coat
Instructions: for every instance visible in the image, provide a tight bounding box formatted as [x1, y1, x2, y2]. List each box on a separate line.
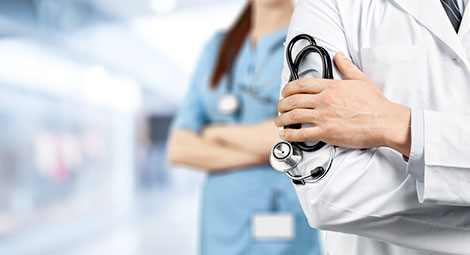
[282, 0, 470, 254]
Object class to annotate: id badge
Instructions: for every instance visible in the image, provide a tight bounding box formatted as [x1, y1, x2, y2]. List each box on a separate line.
[252, 213, 295, 240]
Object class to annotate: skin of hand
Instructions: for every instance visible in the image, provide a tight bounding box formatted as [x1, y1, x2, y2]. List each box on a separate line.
[275, 52, 411, 156]
[202, 120, 279, 157]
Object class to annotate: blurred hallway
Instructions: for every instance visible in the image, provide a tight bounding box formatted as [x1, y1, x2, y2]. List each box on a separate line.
[0, 0, 244, 254]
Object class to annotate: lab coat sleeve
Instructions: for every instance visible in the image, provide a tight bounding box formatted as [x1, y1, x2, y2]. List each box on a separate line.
[171, 33, 223, 133]
[406, 108, 470, 206]
[405, 108, 425, 184]
[284, 1, 470, 254]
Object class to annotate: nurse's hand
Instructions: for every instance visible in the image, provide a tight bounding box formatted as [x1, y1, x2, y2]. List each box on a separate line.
[275, 52, 411, 156]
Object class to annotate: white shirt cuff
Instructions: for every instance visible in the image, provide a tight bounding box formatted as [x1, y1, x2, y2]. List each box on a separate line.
[405, 108, 425, 182]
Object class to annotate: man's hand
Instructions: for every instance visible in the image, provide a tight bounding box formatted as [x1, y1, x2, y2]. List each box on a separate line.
[275, 52, 411, 156]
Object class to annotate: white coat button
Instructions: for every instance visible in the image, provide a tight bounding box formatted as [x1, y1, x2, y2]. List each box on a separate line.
[454, 58, 462, 64]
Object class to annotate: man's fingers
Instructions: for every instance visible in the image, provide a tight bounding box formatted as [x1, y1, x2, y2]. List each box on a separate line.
[274, 109, 318, 127]
[334, 52, 371, 82]
[278, 94, 319, 113]
[279, 127, 322, 142]
[281, 78, 329, 98]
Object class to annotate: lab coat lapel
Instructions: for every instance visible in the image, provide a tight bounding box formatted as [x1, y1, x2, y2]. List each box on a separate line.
[391, 0, 469, 68]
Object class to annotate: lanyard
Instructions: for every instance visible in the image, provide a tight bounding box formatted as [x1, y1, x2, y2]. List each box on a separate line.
[270, 188, 280, 212]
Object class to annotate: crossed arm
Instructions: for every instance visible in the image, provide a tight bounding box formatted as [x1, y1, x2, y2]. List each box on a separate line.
[280, 0, 470, 206]
[168, 120, 279, 172]
[273, 46, 470, 255]
[275, 52, 412, 157]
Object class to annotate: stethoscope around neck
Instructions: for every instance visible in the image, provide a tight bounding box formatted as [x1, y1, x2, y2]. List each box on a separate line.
[269, 34, 337, 185]
[217, 38, 285, 116]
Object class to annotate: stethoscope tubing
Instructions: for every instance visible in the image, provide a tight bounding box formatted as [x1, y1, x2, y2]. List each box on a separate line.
[270, 33, 337, 184]
[284, 145, 336, 183]
[285, 34, 334, 152]
[226, 37, 286, 101]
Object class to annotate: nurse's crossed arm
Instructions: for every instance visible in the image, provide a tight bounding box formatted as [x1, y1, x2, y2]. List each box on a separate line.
[275, 0, 470, 254]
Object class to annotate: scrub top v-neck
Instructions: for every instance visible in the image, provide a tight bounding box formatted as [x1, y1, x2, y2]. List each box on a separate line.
[171, 28, 321, 255]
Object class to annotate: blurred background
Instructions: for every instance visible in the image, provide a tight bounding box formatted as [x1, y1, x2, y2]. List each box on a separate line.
[0, 0, 247, 254]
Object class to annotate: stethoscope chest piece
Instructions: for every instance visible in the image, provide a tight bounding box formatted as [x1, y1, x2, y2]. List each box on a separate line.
[218, 93, 240, 115]
[270, 141, 302, 172]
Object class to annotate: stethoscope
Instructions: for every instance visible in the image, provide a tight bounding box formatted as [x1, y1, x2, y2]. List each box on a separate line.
[269, 34, 337, 185]
[217, 38, 285, 115]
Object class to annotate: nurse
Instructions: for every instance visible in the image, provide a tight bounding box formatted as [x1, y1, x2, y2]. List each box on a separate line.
[168, 0, 321, 254]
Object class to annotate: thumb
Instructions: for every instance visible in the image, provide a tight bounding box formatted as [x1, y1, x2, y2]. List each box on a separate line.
[334, 52, 370, 82]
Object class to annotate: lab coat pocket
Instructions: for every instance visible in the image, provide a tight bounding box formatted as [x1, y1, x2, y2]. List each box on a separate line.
[360, 45, 428, 108]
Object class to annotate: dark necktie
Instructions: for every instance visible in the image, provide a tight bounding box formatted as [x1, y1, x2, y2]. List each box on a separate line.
[441, 0, 462, 32]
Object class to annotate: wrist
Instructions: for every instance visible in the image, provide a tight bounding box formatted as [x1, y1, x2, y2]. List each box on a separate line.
[382, 103, 411, 156]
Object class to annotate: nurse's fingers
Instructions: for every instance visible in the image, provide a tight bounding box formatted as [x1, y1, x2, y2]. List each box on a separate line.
[279, 127, 322, 142]
[281, 78, 328, 98]
[274, 109, 318, 127]
[278, 94, 319, 113]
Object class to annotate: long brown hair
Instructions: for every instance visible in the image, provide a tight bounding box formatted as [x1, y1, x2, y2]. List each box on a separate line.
[210, 2, 252, 88]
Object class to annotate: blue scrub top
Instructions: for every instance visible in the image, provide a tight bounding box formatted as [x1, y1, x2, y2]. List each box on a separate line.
[172, 28, 321, 255]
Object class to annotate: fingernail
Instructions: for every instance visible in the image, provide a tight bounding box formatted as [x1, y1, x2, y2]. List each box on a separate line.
[337, 52, 346, 59]
[279, 130, 286, 138]
[298, 79, 306, 87]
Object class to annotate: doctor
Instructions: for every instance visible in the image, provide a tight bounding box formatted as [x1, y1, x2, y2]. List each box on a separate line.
[274, 0, 470, 254]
